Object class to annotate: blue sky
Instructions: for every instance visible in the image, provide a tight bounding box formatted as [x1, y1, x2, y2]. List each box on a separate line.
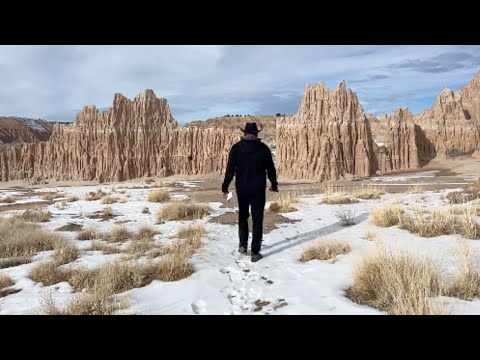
[0, 45, 479, 123]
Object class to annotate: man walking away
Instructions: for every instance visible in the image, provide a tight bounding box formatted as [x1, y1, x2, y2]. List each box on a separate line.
[222, 122, 278, 262]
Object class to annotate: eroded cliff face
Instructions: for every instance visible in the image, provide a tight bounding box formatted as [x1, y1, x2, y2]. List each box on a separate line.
[0, 90, 239, 182]
[276, 81, 375, 181]
[369, 109, 435, 174]
[2, 71, 480, 184]
[414, 71, 480, 156]
[459, 70, 480, 123]
[186, 115, 277, 149]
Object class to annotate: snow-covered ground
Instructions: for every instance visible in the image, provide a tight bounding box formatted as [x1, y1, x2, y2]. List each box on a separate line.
[1, 182, 480, 315]
[370, 170, 439, 182]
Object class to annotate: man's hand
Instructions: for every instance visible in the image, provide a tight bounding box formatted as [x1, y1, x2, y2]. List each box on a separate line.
[269, 187, 279, 192]
[222, 192, 229, 199]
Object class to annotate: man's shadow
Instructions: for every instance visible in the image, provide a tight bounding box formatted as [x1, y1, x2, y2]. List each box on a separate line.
[261, 212, 369, 258]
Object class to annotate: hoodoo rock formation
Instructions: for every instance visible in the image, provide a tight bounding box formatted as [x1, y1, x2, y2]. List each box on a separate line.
[187, 115, 277, 149]
[369, 109, 435, 174]
[1, 70, 480, 184]
[414, 71, 480, 156]
[0, 90, 239, 182]
[276, 81, 375, 181]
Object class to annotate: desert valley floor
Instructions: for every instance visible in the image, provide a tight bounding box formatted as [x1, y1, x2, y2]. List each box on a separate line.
[1, 156, 480, 315]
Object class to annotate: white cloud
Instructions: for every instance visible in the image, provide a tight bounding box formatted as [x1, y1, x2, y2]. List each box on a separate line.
[0, 45, 478, 123]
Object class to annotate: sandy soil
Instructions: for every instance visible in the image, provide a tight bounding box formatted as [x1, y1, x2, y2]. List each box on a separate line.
[209, 210, 299, 234]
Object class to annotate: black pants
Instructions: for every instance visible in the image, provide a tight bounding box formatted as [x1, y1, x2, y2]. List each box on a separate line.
[237, 190, 266, 255]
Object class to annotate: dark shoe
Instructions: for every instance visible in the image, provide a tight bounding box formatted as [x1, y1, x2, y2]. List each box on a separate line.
[238, 245, 248, 255]
[251, 253, 263, 262]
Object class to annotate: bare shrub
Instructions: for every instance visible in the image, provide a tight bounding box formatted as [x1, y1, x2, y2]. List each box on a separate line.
[334, 208, 356, 226]
[362, 231, 377, 241]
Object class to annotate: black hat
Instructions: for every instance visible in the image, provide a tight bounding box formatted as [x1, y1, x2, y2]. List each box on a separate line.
[240, 122, 262, 134]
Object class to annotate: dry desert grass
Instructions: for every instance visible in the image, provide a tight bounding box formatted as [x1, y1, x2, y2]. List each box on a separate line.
[362, 230, 377, 241]
[351, 185, 385, 200]
[89, 241, 123, 254]
[347, 245, 446, 315]
[0, 274, 17, 298]
[0, 256, 32, 269]
[370, 204, 402, 227]
[42, 192, 65, 201]
[148, 189, 171, 203]
[406, 185, 426, 194]
[53, 241, 79, 265]
[103, 226, 132, 243]
[84, 190, 107, 201]
[77, 227, 100, 241]
[54, 200, 68, 211]
[0, 218, 62, 259]
[125, 226, 160, 256]
[39, 222, 207, 315]
[447, 242, 480, 300]
[300, 239, 351, 262]
[141, 224, 206, 283]
[66, 194, 79, 202]
[322, 195, 359, 205]
[16, 208, 52, 223]
[0, 274, 14, 289]
[41, 261, 142, 315]
[321, 185, 359, 205]
[101, 195, 120, 205]
[269, 191, 300, 213]
[101, 207, 114, 219]
[1, 196, 16, 204]
[398, 208, 480, 239]
[157, 201, 211, 221]
[370, 201, 480, 239]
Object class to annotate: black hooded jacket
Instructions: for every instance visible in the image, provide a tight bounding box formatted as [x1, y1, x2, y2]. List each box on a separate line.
[222, 137, 278, 194]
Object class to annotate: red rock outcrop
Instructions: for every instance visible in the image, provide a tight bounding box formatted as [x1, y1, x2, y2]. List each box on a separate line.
[414, 71, 480, 156]
[369, 109, 435, 174]
[0, 117, 53, 147]
[0, 90, 239, 182]
[276, 81, 375, 181]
